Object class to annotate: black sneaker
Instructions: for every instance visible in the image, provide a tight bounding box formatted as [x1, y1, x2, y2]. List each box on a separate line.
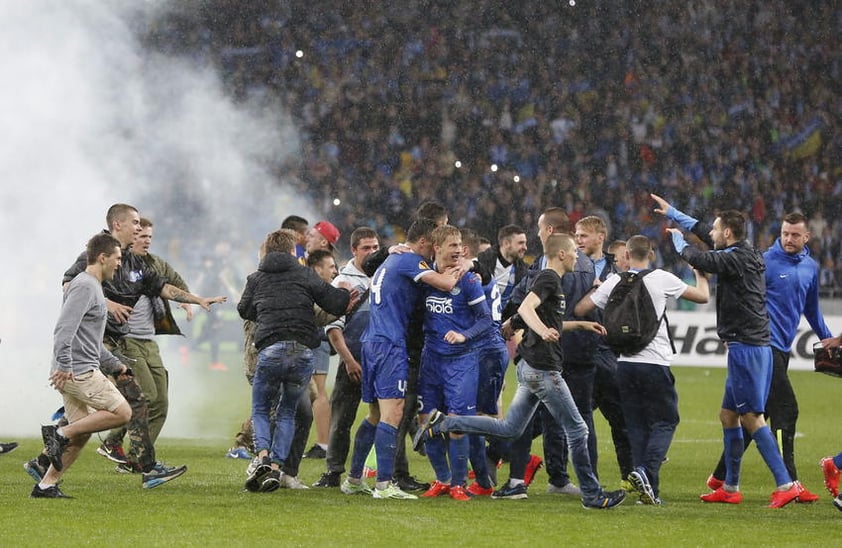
[0, 442, 18, 454]
[24, 458, 48, 482]
[41, 425, 69, 472]
[395, 474, 431, 492]
[304, 444, 327, 459]
[115, 462, 141, 474]
[312, 471, 341, 488]
[31, 484, 72, 499]
[96, 442, 129, 465]
[142, 463, 187, 489]
[491, 480, 528, 500]
[245, 457, 272, 492]
[628, 466, 657, 505]
[411, 409, 446, 451]
[260, 469, 281, 492]
[582, 489, 627, 509]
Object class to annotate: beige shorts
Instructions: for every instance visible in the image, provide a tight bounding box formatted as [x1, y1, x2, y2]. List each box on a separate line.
[60, 369, 127, 424]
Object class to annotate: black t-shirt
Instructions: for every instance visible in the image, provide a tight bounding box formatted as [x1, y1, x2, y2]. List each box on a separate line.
[517, 269, 565, 371]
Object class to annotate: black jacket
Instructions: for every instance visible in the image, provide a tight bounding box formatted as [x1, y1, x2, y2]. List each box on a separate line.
[238, 252, 351, 351]
[681, 220, 770, 345]
[476, 245, 528, 296]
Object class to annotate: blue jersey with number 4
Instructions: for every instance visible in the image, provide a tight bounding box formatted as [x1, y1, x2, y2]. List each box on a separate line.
[362, 252, 435, 345]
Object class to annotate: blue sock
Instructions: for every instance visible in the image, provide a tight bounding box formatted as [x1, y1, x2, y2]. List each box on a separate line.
[374, 422, 398, 484]
[449, 436, 470, 487]
[469, 435, 491, 488]
[723, 427, 744, 487]
[348, 419, 377, 479]
[425, 436, 451, 483]
[753, 425, 792, 486]
[834, 452, 842, 470]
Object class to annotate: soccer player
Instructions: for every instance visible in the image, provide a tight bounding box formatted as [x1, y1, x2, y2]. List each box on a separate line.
[652, 193, 801, 508]
[342, 219, 460, 499]
[417, 226, 492, 501]
[415, 234, 627, 510]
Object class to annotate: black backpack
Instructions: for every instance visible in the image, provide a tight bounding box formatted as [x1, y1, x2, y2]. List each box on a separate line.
[603, 269, 673, 355]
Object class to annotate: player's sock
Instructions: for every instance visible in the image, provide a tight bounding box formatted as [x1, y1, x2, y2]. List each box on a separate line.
[723, 426, 744, 487]
[374, 422, 398, 485]
[449, 435, 470, 487]
[348, 419, 377, 479]
[425, 436, 451, 483]
[753, 425, 792, 486]
[468, 434, 492, 488]
[833, 452, 842, 470]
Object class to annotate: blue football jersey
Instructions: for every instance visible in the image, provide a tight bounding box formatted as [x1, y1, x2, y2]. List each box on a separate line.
[423, 271, 488, 355]
[483, 276, 507, 347]
[362, 252, 435, 345]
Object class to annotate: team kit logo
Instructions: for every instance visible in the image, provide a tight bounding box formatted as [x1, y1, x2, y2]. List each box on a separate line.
[426, 295, 454, 314]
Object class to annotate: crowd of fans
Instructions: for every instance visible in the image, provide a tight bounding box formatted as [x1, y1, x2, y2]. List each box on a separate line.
[142, 0, 842, 295]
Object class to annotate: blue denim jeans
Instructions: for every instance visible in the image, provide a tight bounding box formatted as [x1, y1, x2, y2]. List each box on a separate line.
[252, 341, 314, 464]
[443, 359, 601, 497]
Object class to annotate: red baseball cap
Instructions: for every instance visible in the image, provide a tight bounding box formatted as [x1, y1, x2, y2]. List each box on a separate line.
[313, 221, 340, 245]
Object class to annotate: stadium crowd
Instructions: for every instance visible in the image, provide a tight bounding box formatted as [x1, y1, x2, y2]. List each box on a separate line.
[141, 0, 842, 292]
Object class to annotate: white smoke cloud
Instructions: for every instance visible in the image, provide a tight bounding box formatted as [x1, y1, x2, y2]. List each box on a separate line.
[0, 1, 314, 439]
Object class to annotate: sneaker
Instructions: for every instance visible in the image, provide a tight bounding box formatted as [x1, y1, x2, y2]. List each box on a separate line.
[0, 442, 18, 454]
[259, 470, 281, 493]
[822, 457, 840, 497]
[395, 475, 430, 492]
[280, 475, 310, 489]
[422, 480, 451, 498]
[313, 471, 341, 488]
[41, 425, 69, 472]
[304, 444, 327, 459]
[706, 474, 724, 491]
[96, 442, 128, 465]
[768, 483, 800, 508]
[834, 495, 842, 512]
[245, 457, 272, 492]
[372, 483, 418, 500]
[795, 481, 819, 503]
[30, 484, 72, 499]
[582, 489, 627, 510]
[24, 458, 47, 482]
[449, 485, 471, 501]
[115, 462, 141, 474]
[142, 462, 187, 489]
[225, 446, 251, 460]
[467, 482, 494, 497]
[547, 482, 581, 496]
[412, 408, 446, 451]
[628, 467, 657, 505]
[635, 495, 664, 506]
[340, 478, 373, 495]
[491, 480, 528, 500]
[700, 487, 743, 504]
[523, 454, 543, 487]
[246, 456, 261, 477]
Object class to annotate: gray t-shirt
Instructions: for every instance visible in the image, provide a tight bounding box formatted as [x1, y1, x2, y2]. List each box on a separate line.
[52, 271, 121, 376]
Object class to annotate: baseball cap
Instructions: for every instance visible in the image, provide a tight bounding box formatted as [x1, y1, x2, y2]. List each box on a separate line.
[313, 221, 340, 245]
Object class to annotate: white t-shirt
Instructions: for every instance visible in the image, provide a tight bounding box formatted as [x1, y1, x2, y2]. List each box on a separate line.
[591, 269, 688, 366]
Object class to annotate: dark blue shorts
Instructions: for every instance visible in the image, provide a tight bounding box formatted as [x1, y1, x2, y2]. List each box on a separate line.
[722, 342, 772, 414]
[418, 347, 478, 416]
[361, 341, 408, 403]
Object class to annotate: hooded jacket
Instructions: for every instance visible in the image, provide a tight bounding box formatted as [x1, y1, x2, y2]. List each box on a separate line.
[238, 252, 351, 351]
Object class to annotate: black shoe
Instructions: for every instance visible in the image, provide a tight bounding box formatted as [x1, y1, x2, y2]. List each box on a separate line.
[260, 469, 282, 492]
[491, 480, 528, 500]
[30, 484, 72, 499]
[395, 474, 430, 492]
[41, 425, 69, 472]
[245, 457, 272, 492]
[0, 442, 18, 454]
[142, 463, 187, 489]
[582, 489, 627, 509]
[304, 444, 327, 459]
[411, 409, 446, 451]
[312, 471, 341, 488]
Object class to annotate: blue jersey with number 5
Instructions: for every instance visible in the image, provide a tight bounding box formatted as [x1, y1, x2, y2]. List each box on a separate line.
[362, 252, 435, 344]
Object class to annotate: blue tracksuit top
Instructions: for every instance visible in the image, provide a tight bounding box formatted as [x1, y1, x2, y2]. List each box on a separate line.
[764, 238, 832, 352]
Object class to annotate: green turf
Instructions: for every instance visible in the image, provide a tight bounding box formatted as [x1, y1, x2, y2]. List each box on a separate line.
[1, 365, 840, 547]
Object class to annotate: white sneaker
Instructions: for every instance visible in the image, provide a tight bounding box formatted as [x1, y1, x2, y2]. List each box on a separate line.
[246, 456, 261, 476]
[341, 478, 373, 495]
[373, 483, 418, 500]
[280, 474, 310, 489]
[547, 482, 581, 496]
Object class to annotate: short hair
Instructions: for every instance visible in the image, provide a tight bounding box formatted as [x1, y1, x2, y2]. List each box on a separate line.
[544, 233, 575, 257]
[281, 215, 309, 233]
[406, 218, 438, 243]
[497, 224, 526, 244]
[431, 225, 461, 248]
[718, 210, 746, 240]
[307, 249, 334, 268]
[139, 217, 153, 229]
[86, 233, 121, 265]
[263, 229, 296, 255]
[626, 235, 653, 261]
[105, 204, 138, 232]
[351, 227, 379, 249]
[607, 240, 627, 255]
[415, 201, 448, 224]
[478, 236, 491, 247]
[782, 212, 808, 227]
[576, 215, 607, 236]
[541, 207, 571, 234]
[460, 228, 481, 258]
